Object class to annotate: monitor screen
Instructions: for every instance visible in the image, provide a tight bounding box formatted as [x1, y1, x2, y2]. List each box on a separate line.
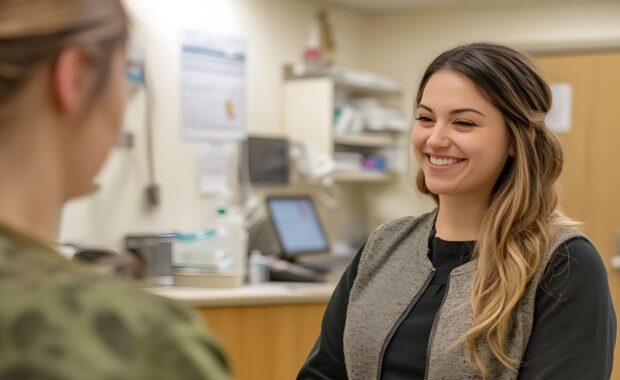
[266, 196, 329, 258]
[247, 136, 289, 185]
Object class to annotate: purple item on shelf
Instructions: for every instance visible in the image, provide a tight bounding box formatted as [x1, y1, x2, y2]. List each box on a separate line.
[362, 156, 385, 171]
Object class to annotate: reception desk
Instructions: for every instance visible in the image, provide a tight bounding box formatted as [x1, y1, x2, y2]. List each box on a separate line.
[149, 283, 335, 380]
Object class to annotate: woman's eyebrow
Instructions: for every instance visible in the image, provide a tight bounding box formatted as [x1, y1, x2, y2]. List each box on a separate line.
[450, 108, 486, 117]
[417, 104, 433, 113]
[417, 104, 485, 117]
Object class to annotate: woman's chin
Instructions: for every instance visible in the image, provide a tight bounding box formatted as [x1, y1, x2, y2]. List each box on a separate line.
[424, 182, 454, 197]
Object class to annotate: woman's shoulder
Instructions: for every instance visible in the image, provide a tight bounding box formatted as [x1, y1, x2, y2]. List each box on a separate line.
[367, 209, 437, 241]
[541, 237, 609, 302]
[548, 237, 605, 278]
[356, 210, 437, 272]
[0, 229, 194, 335]
[0, 233, 230, 379]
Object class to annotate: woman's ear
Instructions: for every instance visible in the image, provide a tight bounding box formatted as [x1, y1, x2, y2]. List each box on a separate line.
[52, 48, 91, 116]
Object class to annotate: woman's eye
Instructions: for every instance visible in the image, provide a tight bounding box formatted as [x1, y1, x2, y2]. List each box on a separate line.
[415, 116, 434, 123]
[454, 120, 476, 127]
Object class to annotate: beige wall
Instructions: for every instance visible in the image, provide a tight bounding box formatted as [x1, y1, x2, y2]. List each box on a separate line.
[360, 1, 620, 228]
[59, 0, 368, 248]
[60, 0, 620, 248]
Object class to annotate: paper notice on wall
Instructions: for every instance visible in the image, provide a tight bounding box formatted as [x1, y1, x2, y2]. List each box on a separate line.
[198, 144, 231, 196]
[546, 83, 572, 133]
[180, 31, 246, 142]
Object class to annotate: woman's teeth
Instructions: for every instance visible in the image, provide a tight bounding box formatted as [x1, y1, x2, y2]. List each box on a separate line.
[429, 156, 463, 166]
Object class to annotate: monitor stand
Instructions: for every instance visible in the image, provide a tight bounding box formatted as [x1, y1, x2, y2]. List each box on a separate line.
[294, 252, 354, 274]
[265, 257, 326, 283]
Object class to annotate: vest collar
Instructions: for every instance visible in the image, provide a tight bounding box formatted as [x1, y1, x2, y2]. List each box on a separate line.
[420, 208, 478, 276]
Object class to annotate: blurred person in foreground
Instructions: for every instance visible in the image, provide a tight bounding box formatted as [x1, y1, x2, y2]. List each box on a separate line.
[0, 1, 230, 379]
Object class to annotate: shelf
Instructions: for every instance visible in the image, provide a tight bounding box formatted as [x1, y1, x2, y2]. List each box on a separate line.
[283, 71, 405, 187]
[334, 133, 398, 148]
[284, 64, 402, 97]
[332, 171, 394, 183]
[332, 78, 402, 97]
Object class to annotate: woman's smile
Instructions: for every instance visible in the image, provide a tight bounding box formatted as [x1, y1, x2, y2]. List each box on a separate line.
[426, 154, 466, 169]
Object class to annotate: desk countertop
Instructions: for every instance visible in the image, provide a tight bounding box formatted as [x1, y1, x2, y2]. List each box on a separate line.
[146, 282, 336, 307]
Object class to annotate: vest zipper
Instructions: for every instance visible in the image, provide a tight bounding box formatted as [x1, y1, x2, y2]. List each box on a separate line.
[376, 268, 436, 380]
[423, 274, 452, 380]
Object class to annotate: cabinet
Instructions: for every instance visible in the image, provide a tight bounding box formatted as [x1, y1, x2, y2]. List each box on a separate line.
[199, 303, 326, 380]
[281, 68, 407, 183]
[149, 284, 333, 380]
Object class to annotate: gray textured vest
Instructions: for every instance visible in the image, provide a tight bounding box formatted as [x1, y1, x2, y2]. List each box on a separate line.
[343, 209, 586, 380]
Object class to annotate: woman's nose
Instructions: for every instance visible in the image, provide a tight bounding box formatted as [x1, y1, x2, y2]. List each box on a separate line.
[427, 123, 451, 149]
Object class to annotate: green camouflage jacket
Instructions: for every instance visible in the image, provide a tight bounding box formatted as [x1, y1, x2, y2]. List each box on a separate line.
[0, 226, 231, 380]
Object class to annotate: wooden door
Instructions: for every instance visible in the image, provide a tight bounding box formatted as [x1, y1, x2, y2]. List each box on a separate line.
[535, 51, 620, 379]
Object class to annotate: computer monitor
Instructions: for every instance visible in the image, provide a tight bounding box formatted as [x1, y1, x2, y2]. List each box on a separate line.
[246, 136, 289, 185]
[266, 196, 329, 260]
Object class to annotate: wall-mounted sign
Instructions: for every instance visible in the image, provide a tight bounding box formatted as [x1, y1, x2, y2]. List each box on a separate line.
[546, 83, 572, 133]
[180, 31, 246, 142]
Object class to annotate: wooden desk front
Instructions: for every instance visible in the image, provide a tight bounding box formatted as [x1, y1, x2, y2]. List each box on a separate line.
[150, 284, 333, 380]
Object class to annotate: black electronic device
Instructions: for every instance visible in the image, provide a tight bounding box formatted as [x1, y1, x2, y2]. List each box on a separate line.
[246, 136, 289, 185]
[265, 196, 330, 261]
[263, 257, 326, 283]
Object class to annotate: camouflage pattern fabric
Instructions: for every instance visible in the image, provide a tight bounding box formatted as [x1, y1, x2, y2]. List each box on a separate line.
[0, 228, 231, 380]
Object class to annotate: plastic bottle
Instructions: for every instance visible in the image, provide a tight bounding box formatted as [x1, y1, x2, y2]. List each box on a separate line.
[248, 250, 269, 284]
[304, 24, 323, 69]
[214, 206, 248, 286]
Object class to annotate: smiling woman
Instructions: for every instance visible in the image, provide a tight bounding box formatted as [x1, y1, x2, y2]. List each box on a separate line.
[298, 43, 616, 380]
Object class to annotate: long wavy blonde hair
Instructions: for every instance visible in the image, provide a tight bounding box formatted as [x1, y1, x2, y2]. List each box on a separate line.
[415, 43, 575, 377]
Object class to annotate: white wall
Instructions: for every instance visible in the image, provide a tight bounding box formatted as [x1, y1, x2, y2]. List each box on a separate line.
[59, 0, 368, 248]
[359, 1, 620, 228]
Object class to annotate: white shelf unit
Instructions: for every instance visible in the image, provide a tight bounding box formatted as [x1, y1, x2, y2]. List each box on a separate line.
[283, 64, 402, 98]
[282, 76, 405, 183]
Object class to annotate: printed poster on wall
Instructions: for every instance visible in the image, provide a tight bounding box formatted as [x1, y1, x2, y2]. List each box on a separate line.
[180, 31, 246, 142]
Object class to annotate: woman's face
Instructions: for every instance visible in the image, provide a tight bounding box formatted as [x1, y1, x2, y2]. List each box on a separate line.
[412, 69, 512, 201]
[64, 47, 126, 199]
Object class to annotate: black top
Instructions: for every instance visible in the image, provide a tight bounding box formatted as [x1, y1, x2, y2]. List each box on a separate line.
[382, 236, 475, 379]
[297, 237, 616, 380]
